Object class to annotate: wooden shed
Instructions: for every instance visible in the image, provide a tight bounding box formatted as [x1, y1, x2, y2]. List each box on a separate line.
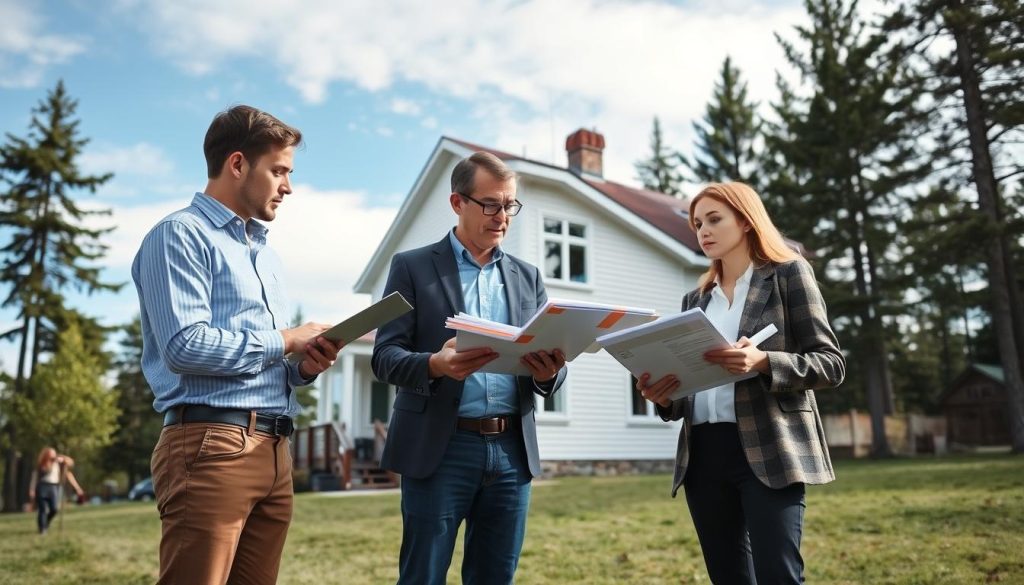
[941, 364, 1009, 447]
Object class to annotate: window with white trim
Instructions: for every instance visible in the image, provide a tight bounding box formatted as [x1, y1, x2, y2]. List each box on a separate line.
[629, 375, 657, 418]
[542, 216, 589, 284]
[535, 368, 568, 418]
[537, 390, 566, 415]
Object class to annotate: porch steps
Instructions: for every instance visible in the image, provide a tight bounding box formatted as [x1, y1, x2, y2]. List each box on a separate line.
[352, 461, 400, 489]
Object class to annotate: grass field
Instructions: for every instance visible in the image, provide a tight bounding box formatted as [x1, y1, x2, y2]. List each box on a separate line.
[0, 454, 1021, 584]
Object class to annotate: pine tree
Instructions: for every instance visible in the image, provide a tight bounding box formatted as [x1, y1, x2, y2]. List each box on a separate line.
[898, 184, 988, 405]
[634, 117, 683, 197]
[765, 0, 932, 456]
[885, 0, 1024, 451]
[683, 56, 763, 189]
[102, 316, 162, 488]
[0, 80, 120, 511]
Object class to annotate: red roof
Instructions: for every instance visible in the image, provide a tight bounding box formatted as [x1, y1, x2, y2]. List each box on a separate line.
[447, 137, 705, 256]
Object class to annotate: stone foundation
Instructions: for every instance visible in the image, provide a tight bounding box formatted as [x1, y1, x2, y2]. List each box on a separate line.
[540, 459, 675, 478]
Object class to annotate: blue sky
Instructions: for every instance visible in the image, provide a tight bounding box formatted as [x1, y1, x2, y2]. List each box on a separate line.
[0, 0, 852, 371]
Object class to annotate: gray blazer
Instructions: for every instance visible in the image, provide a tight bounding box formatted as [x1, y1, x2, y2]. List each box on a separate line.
[658, 259, 845, 494]
[372, 235, 567, 479]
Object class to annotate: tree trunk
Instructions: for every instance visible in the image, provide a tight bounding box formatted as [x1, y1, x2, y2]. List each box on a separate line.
[850, 220, 892, 456]
[948, 2, 1024, 452]
[15, 457, 34, 512]
[1, 448, 20, 513]
[1004, 253, 1024, 379]
[864, 231, 896, 415]
[30, 190, 52, 378]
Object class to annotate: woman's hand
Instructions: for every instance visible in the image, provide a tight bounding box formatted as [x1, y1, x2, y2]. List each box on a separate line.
[635, 373, 679, 408]
[703, 337, 769, 375]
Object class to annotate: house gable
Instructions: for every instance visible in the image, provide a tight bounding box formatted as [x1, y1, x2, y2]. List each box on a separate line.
[354, 136, 709, 295]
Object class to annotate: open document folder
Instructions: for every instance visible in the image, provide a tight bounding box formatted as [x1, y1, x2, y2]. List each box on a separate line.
[287, 292, 413, 361]
[446, 299, 658, 376]
[596, 308, 778, 400]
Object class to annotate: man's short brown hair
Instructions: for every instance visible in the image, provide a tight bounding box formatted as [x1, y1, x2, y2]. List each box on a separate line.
[451, 151, 516, 196]
[204, 105, 303, 178]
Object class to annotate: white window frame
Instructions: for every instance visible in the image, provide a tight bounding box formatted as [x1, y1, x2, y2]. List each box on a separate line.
[538, 211, 593, 291]
[625, 370, 661, 425]
[535, 363, 570, 424]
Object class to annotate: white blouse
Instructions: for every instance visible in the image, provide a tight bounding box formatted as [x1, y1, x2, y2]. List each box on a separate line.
[692, 262, 754, 425]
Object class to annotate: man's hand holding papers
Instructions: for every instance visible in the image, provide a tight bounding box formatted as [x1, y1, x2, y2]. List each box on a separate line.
[520, 348, 566, 382]
[429, 338, 498, 381]
[446, 299, 658, 377]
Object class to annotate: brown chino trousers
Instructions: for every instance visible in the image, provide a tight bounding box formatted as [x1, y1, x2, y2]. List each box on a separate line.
[151, 420, 293, 585]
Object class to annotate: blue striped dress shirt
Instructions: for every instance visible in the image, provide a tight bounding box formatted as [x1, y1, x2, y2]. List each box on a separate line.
[131, 193, 309, 416]
[448, 230, 519, 417]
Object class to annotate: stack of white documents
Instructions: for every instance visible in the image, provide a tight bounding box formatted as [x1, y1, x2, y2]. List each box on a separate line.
[447, 298, 658, 376]
[596, 308, 778, 400]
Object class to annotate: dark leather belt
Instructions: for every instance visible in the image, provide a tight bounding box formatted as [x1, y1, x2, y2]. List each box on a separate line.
[456, 415, 516, 435]
[163, 405, 294, 437]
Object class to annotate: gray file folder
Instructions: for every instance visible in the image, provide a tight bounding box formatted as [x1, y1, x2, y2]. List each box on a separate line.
[288, 292, 412, 361]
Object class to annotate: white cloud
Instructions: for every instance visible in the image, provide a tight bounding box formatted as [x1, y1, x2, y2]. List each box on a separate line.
[390, 98, 422, 116]
[269, 186, 398, 320]
[79, 142, 190, 199]
[0, 0, 87, 88]
[118, 0, 816, 189]
[80, 142, 176, 178]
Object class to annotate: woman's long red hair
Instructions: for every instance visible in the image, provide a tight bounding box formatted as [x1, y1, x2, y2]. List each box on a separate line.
[37, 447, 57, 470]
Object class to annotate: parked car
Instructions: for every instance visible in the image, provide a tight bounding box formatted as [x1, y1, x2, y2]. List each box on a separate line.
[128, 477, 155, 502]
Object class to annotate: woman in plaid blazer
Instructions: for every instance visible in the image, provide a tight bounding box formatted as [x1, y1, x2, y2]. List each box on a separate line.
[637, 182, 845, 584]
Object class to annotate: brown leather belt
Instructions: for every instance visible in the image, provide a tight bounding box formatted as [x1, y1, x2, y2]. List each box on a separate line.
[456, 415, 516, 435]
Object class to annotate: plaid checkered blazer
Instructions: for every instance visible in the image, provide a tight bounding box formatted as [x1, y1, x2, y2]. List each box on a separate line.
[659, 259, 845, 495]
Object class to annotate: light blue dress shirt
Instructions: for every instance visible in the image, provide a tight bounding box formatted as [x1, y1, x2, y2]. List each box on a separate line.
[131, 193, 310, 417]
[448, 229, 520, 417]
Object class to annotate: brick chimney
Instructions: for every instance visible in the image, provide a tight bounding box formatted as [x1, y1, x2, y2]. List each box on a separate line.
[566, 128, 605, 179]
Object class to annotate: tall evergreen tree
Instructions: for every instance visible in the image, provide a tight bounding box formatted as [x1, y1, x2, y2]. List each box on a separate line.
[899, 186, 984, 400]
[634, 117, 683, 197]
[0, 80, 120, 511]
[102, 316, 162, 488]
[683, 56, 763, 189]
[885, 0, 1024, 451]
[765, 0, 931, 456]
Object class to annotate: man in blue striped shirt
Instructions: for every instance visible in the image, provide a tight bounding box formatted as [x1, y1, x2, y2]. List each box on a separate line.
[132, 105, 344, 585]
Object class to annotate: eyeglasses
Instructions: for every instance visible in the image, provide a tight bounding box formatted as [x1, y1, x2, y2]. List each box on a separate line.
[458, 192, 523, 217]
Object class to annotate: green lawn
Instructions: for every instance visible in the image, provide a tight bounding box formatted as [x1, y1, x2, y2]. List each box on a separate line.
[1, 454, 1021, 584]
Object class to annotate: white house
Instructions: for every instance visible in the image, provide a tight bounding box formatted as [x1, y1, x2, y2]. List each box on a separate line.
[314, 128, 713, 474]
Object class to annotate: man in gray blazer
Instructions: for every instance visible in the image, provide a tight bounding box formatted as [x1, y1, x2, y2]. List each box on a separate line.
[372, 151, 567, 585]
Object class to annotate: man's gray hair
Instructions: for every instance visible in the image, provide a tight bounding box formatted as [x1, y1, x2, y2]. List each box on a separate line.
[451, 151, 516, 195]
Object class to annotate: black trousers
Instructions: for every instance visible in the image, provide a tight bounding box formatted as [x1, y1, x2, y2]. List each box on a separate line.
[683, 423, 806, 585]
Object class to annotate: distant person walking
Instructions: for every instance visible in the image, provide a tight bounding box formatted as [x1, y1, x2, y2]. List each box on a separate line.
[28, 447, 84, 535]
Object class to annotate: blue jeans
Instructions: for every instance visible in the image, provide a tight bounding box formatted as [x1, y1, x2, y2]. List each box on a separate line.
[35, 483, 59, 533]
[397, 428, 532, 585]
[684, 423, 806, 585]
